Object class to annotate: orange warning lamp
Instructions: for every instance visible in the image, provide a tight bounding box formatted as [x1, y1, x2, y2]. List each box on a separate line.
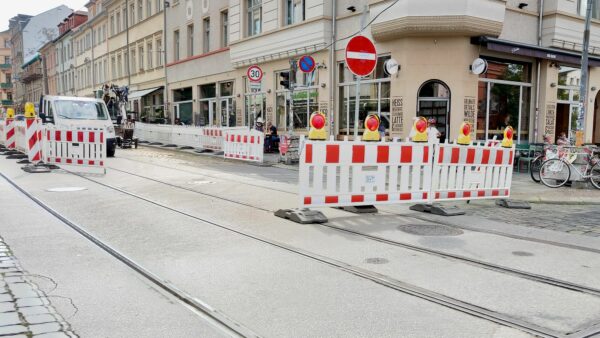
[412, 117, 428, 142]
[24, 102, 36, 118]
[6, 108, 14, 119]
[457, 122, 472, 145]
[502, 126, 514, 148]
[362, 114, 381, 142]
[308, 111, 327, 140]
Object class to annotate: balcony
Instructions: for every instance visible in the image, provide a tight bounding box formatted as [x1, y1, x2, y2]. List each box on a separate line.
[0, 100, 13, 106]
[541, 12, 600, 55]
[0, 64, 10, 70]
[0, 83, 12, 89]
[370, 0, 506, 41]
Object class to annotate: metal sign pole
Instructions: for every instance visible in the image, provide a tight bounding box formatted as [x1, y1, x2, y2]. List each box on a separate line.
[354, 77, 361, 139]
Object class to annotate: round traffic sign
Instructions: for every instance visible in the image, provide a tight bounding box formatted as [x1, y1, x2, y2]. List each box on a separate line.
[345, 35, 377, 77]
[247, 65, 263, 82]
[298, 55, 316, 73]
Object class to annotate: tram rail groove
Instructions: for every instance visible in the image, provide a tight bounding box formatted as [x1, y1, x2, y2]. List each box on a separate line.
[114, 157, 600, 255]
[107, 166, 600, 298]
[49, 169, 580, 338]
[0, 172, 261, 338]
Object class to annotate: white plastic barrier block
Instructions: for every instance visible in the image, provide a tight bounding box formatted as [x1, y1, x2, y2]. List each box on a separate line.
[0, 119, 5, 146]
[44, 126, 106, 174]
[300, 139, 432, 208]
[430, 142, 514, 201]
[223, 129, 264, 163]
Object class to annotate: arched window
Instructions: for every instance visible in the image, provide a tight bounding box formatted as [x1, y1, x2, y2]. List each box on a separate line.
[418, 80, 450, 142]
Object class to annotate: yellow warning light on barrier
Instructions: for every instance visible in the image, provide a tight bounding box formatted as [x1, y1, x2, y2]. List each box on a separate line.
[412, 117, 428, 142]
[362, 114, 381, 142]
[308, 111, 327, 140]
[457, 122, 472, 145]
[6, 108, 15, 119]
[24, 102, 36, 118]
[502, 126, 514, 148]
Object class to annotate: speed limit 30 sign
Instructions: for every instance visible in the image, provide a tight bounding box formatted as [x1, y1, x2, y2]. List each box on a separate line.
[247, 65, 263, 82]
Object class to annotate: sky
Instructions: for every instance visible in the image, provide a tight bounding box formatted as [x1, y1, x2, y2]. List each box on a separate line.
[0, 0, 89, 31]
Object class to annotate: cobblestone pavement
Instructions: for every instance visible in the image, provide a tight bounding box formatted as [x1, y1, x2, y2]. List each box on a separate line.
[0, 237, 76, 338]
[464, 201, 600, 237]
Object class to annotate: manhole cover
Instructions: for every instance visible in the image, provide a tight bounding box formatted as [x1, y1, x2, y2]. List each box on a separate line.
[365, 257, 389, 265]
[45, 187, 88, 192]
[398, 224, 463, 236]
[512, 251, 534, 257]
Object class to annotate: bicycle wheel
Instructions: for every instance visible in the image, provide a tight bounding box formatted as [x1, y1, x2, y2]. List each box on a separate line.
[529, 155, 543, 183]
[590, 162, 600, 189]
[540, 159, 570, 188]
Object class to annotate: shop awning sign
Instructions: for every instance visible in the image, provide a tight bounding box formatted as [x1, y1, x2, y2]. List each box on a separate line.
[345, 35, 377, 77]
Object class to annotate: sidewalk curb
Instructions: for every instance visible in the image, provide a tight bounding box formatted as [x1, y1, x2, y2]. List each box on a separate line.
[512, 196, 600, 206]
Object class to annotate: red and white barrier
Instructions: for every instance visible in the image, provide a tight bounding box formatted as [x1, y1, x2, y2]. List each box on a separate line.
[25, 118, 43, 163]
[0, 120, 5, 146]
[300, 138, 432, 208]
[4, 119, 15, 149]
[430, 142, 513, 201]
[14, 120, 27, 154]
[44, 126, 106, 174]
[200, 127, 224, 152]
[223, 129, 264, 163]
[298, 137, 515, 209]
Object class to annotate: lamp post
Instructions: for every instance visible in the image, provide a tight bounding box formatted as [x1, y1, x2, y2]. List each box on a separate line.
[163, 1, 170, 124]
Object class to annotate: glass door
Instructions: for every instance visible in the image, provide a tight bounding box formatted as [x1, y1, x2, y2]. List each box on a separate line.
[418, 99, 449, 143]
[209, 100, 217, 126]
[220, 98, 233, 127]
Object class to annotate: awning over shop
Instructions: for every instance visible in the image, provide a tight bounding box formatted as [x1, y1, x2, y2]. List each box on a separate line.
[472, 36, 600, 67]
[128, 87, 163, 100]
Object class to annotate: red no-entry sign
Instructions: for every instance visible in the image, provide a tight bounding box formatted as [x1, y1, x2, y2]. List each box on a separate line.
[345, 35, 377, 77]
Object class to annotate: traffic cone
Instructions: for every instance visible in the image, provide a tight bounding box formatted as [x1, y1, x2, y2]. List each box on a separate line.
[24, 102, 36, 118]
[308, 111, 327, 140]
[412, 117, 428, 142]
[501, 126, 514, 148]
[457, 122, 472, 145]
[362, 114, 381, 142]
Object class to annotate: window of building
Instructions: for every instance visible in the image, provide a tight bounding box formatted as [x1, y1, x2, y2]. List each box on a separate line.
[156, 39, 163, 66]
[417, 81, 451, 142]
[173, 87, 193, 125]
[556, 65, 581, 142]
[139, 46, 144, 70]
[131, 49, 136, 75]
[286, 0, 305, 25]
[156, 0, 162, 12]
[6, 74, 11, 84]
[338, 55, 391, 137]
[203, 18, 210, 53]
[477, 58, 532, 143]
[117, 54, 122, 78]
[244, 78, 266, 127]
[219, 81, 235, 127]
[198, 83, 217, 126]
[116, 12, 121, 32]
[174, 30, 180, 61]
[138, 0, 144, 22]
[579, 0, 600, 19]
[147, 0, 152, 17]
[247, 0, 262, 36]
[130, 3, 135, 26]
[187, 24, 194, 57]
[147, 42, 153, 68]
[221, 11, 228, 47]
[110, 15, 115, 35]
[275, 68, 318, 131]
[4, 56, 9, 64]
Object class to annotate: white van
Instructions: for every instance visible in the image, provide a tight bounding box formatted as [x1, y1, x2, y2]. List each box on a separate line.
[39, 95, 117, 157]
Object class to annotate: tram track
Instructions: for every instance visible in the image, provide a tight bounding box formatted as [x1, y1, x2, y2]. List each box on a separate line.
[117, 155, 600, 255]
[107, 165, 600, 298]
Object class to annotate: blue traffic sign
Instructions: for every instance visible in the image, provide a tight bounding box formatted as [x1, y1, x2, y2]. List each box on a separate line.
[298, 55, 316, 73]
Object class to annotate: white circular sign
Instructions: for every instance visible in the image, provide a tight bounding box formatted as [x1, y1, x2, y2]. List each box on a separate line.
[247, 65, 263, 82]
[471, 58, 488, 75]
[384, 58, 399, 76]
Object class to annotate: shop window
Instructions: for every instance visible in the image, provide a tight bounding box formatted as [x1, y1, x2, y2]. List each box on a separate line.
[338, 55, 391, 137]
[275, 69, 318, 131]
[477, 58, 532, 143]
[173, 87, 193, 125]
[556, 65, 581, 141]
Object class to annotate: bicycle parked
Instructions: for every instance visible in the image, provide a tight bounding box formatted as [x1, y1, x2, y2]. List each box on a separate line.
[539, 146, 600, 189]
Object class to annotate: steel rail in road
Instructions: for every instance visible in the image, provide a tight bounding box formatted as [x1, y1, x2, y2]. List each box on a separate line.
[107, 166, 600, 298]
[0, 172, 261, 338]
[58, 169, 577, 338]
[116, 156, 600, 255]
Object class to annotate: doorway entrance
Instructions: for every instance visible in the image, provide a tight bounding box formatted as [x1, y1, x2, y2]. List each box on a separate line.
[418, 80, 450, 142]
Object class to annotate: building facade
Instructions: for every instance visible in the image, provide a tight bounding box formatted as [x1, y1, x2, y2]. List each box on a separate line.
[39, 41, 57, 96]
[0, 30, 13, 111]
[20, 53, 43, 104]
[56, 12, 89, 97]
[161, 0, 600, 145]
[106, 0, 165, 121]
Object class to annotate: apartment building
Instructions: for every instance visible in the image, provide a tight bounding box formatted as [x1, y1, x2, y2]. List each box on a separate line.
[39, 41, 57, 96]
[56, 12, 88, 97]
[0, 30, 13, 111]
[106, 0, 165, 120]
[9, 6, 71, 110]
[162, 0, 600, 144]
[20, 53, 43, 104]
